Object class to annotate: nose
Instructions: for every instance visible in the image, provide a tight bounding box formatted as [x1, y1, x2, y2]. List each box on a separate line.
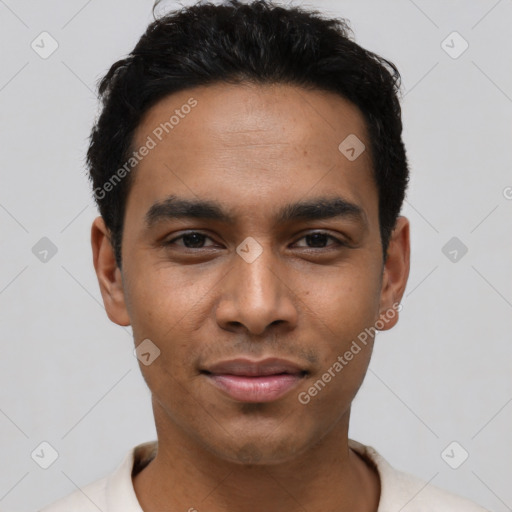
[215, 245, 299, 336]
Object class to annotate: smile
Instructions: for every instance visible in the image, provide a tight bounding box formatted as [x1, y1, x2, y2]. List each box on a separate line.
[201, 358, 308, 403]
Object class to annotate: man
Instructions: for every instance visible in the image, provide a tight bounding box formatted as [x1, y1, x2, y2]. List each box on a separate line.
[41, 0, 488, 510]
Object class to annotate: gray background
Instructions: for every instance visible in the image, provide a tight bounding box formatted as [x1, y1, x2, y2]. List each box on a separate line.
[1, 0, 511, 510]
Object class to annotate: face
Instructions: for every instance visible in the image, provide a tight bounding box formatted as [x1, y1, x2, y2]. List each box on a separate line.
[92, 83, 409, 465]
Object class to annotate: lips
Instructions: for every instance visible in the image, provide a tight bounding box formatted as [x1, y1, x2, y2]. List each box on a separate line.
[202, 358, 307, 403]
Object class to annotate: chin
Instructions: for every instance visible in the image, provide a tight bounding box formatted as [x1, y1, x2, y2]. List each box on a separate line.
[198, 428, 313, 466]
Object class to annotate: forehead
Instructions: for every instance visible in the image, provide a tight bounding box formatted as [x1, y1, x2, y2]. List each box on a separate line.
[133, 82, 369, 156]
[127, 82, 377, 227]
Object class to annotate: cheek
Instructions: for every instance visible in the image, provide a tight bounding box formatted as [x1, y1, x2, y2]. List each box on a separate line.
[298, 263, 382, 409]
[297, 273, 380, 418]
[123, 264, 214, 387]
[124, 261, 215, 341]
[302, 263, 382, 342]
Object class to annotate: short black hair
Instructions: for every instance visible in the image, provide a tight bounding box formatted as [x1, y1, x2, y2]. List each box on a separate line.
[88, 0, 409, 267]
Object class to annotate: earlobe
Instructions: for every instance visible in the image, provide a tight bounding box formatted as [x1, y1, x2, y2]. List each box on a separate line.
[377, 216, 410, 331]
[91, 217, 131, 326]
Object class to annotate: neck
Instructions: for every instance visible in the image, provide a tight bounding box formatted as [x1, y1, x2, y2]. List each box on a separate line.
[133, 405, 380, 512]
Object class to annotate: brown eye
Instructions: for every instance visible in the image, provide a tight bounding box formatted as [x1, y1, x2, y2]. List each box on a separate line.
[294, 232, 345, 249]
[165, 232, 216, 249]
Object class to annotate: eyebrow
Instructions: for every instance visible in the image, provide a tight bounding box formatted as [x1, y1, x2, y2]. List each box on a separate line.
[145, 195, 367, 228]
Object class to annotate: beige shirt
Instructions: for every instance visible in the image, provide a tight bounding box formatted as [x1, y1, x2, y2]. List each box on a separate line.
[40, 439, 489, 511]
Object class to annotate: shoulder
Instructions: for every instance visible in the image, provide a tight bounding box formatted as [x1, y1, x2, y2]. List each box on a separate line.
[39, 441, 157, 512]
[348, 439, 489, 512]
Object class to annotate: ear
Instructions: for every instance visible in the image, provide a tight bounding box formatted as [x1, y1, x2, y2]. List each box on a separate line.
[91, 216, 131, 326]
[377, 216, 410, 331]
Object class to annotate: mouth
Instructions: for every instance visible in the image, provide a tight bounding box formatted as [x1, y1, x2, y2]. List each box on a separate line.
[201, 358, 308, 403]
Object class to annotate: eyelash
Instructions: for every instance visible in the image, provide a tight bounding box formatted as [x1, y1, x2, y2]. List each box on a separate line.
[164, 231, 347, 250]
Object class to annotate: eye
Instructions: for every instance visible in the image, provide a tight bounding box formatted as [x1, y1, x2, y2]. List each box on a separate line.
[165, 231, 217, 249]
[293, 232, 345, 249]
[163, 230, 346, 251]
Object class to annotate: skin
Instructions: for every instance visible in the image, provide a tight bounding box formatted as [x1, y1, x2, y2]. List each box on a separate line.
[92, 82, 410, 512]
